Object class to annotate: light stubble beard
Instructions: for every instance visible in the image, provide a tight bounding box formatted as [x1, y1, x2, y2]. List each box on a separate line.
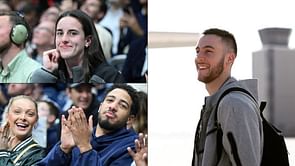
[198, 55, 225, 84]
[0, 41, 12, 59]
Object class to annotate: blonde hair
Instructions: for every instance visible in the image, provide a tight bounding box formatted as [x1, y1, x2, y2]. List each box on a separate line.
[6, 95, 38, 118]
[1, 107, 8, 127]
[1, 95, 38, 127]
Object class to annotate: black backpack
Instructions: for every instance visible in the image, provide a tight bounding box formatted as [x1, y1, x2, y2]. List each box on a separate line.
[215, 87, 289, 166]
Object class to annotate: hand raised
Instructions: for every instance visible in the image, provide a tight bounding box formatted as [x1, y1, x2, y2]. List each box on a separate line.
[0, 123, 14, 150]
[127, 133, 148, 166]
[60, 115, 75, 154]
[67, 107, 93, 153]
[43, 49, 60, 72]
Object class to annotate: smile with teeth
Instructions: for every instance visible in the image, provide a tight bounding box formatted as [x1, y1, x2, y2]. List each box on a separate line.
[198, 64, 209, 70]
[16, 123, 29, 129]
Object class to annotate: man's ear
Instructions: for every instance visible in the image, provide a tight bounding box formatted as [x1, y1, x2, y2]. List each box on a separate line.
[226, 52, 236, 65]
[97, 103, 102, 112]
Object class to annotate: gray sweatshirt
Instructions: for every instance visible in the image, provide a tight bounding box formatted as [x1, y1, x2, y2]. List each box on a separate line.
[192, 77, 263, 166]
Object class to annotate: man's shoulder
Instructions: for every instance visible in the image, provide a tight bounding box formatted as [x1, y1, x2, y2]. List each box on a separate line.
[16, 50, 41, 70]
[22, 54, 41, 67]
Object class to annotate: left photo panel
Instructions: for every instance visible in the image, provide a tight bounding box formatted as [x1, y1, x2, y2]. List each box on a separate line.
[0, 83, 147, 165]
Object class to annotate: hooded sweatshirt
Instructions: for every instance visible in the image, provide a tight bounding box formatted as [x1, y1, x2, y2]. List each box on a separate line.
[37, 127, 138, 166]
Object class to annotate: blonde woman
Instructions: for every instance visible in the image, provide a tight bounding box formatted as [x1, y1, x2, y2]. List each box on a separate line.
[0, 95, 45, 165]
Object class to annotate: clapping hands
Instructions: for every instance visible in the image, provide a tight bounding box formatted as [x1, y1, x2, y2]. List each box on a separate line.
[60, 106, 93, 154]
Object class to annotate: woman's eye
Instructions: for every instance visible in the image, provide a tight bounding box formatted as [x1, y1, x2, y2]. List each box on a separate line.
[13, 110, 21, 114]
[70, 31, 78, 36]
[27, 112, 35, 116]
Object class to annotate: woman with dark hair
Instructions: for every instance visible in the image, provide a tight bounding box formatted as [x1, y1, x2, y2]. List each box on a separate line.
[31, 10, 125, 83]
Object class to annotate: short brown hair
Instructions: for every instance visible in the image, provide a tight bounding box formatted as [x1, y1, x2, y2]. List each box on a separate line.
[203, 28, 237, 55]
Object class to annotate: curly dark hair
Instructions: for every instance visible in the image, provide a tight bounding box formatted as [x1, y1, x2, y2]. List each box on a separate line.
[103, 84, 139, 116]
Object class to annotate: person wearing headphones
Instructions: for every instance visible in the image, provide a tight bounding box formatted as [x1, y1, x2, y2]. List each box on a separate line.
[0, 11, 41, 83]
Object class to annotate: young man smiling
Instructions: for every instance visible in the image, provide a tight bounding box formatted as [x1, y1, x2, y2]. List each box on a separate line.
[192, 28, 263, 166]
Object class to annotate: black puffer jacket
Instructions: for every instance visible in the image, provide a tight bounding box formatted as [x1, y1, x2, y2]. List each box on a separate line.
[0, 136, 45, 166]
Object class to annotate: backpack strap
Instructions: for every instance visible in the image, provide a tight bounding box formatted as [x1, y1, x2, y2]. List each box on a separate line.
[215, 87, 257, 164]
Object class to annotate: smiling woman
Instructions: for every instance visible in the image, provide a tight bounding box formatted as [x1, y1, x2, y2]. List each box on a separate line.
[31, 10, 125, 83]
[0, 95, 45, 166]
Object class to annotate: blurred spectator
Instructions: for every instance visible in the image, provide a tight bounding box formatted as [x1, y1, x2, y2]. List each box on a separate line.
[8, 0, 27, 11]
[118, 0, 147, 54]
[59, 0, 82, 12]
[0, 85, 8, 122]
[120, 0, 147, 82]
[122, 36, 147, 82]
[19, 2, 40, 32]
[39, 5, 61, 23]
[94, 83, 111, 102]
[62, 83, 100, 128]
[0, 11, 41, 83]
[0, 86, 8, 106]
[7, 83, 35, 97]
[100, 0, 128, 55]
[133, 91, 147, 134]
[36, 100, 60, 154]
[81, 0, 113, 59]
[126, 90, 147, 133]
[0, 0, 12, 12]
[30, 21, 55, 64]
[7, 83, 52, 103]
[80, 0, 106, 23]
